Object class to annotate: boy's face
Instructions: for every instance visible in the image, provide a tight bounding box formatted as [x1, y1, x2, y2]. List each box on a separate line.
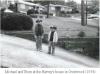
[40, 21, 42, 24]
[51, 28, 55, 32]
[37, 21, 42, 24]
[37, 22, 40, 24]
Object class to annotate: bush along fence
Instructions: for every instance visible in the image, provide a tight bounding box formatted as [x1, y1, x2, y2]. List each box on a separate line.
[1, 13, 33, 31]
[58, 37, 99, 60]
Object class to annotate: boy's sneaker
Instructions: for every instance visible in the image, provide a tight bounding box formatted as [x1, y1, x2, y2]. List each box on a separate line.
[37, 49, 39, 51]
[39, 50, 42, 52]
[52, 53, 55, 56]
[48, 52, 51, 54]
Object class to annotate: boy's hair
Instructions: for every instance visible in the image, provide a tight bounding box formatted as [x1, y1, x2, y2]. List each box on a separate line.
[36, 19, 42, 23]
[53, 27, 57, 30]
[50, 25, 57, 29]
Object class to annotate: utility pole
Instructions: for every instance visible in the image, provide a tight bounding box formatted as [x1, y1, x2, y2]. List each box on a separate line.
[81, 0, 87, 26]
[86, 0, 87, 25]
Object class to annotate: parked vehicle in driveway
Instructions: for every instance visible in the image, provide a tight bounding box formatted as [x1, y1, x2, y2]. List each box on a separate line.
[4, 9, 13, 13]
[88, 12, 99, 19]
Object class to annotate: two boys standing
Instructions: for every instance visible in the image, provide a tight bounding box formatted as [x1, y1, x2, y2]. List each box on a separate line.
[34, 19, 58, 55]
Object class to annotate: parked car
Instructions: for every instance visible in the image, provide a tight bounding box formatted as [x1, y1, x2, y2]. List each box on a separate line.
[4, 9, 13, 13]
[88, 12, 99, 19]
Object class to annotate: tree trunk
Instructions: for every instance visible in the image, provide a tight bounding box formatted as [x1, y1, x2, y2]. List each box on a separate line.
[15, 2, 18, 12]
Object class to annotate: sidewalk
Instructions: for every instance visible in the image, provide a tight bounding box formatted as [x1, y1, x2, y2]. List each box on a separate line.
[71, 16, 99, 28]
[0, 34, 98, 68]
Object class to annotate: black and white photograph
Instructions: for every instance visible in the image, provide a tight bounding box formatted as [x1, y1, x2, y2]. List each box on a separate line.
[0, 0, 99, 68]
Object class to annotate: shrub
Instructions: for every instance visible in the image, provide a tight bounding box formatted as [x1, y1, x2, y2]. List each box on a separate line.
[83, 38, 99, 59]
[78, 31, 86, 37]
[87, 7, 99, 14]
[27, 9, 35, 15]
[1, 13, 33, 31]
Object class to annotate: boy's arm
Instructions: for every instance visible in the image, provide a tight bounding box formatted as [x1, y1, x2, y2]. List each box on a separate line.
[48, 32, 51, 42]
[42, 25, 44, 34]
[55, 32, 58, 43]
[34, 25, 38, 39]
[41, 25, 44, 39]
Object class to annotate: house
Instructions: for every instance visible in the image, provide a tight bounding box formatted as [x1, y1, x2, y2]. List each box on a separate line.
[45, 4, 72, 16]
[17, 1, 45, 14]
[0, 0, 45, 14]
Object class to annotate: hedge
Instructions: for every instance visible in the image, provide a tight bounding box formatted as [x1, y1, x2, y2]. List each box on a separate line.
[1, 13, 33, 31]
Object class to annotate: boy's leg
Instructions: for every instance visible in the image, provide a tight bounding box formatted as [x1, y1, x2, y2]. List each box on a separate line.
[52, 42, 55, 55]
[48, 42, 52, 54]
[36, 36, 39, 51]
[39, 36, 42, 51]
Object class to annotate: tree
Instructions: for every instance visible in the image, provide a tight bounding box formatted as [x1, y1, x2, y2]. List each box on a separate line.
[87, 0, 99, 14]
[65, 0, 77, 8]
[8, 2, 18, 12]
[65, 0, 78, 13]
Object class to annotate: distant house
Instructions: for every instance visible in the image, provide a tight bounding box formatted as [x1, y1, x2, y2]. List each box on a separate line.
[17, 1, 45, 14]
[0, 0, 10, 8]
[0, 0, 45, 14]
[45, 4, 72, 16]
[61, 6, 72, 12]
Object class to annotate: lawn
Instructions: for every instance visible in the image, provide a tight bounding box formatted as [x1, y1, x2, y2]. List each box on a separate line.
[32, 16, 98, 38]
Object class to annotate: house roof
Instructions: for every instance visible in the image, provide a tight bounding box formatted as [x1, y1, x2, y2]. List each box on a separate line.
[45, 4, 72, 9]
[18, 1, 39, 6]
[18, 1, 45, 8]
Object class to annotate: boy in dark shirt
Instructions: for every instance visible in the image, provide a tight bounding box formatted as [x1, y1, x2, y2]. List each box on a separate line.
[35, 19, 44, 51]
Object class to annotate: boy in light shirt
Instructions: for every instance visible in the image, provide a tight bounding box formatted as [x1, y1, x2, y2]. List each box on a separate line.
[48, 26, 58, 55]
